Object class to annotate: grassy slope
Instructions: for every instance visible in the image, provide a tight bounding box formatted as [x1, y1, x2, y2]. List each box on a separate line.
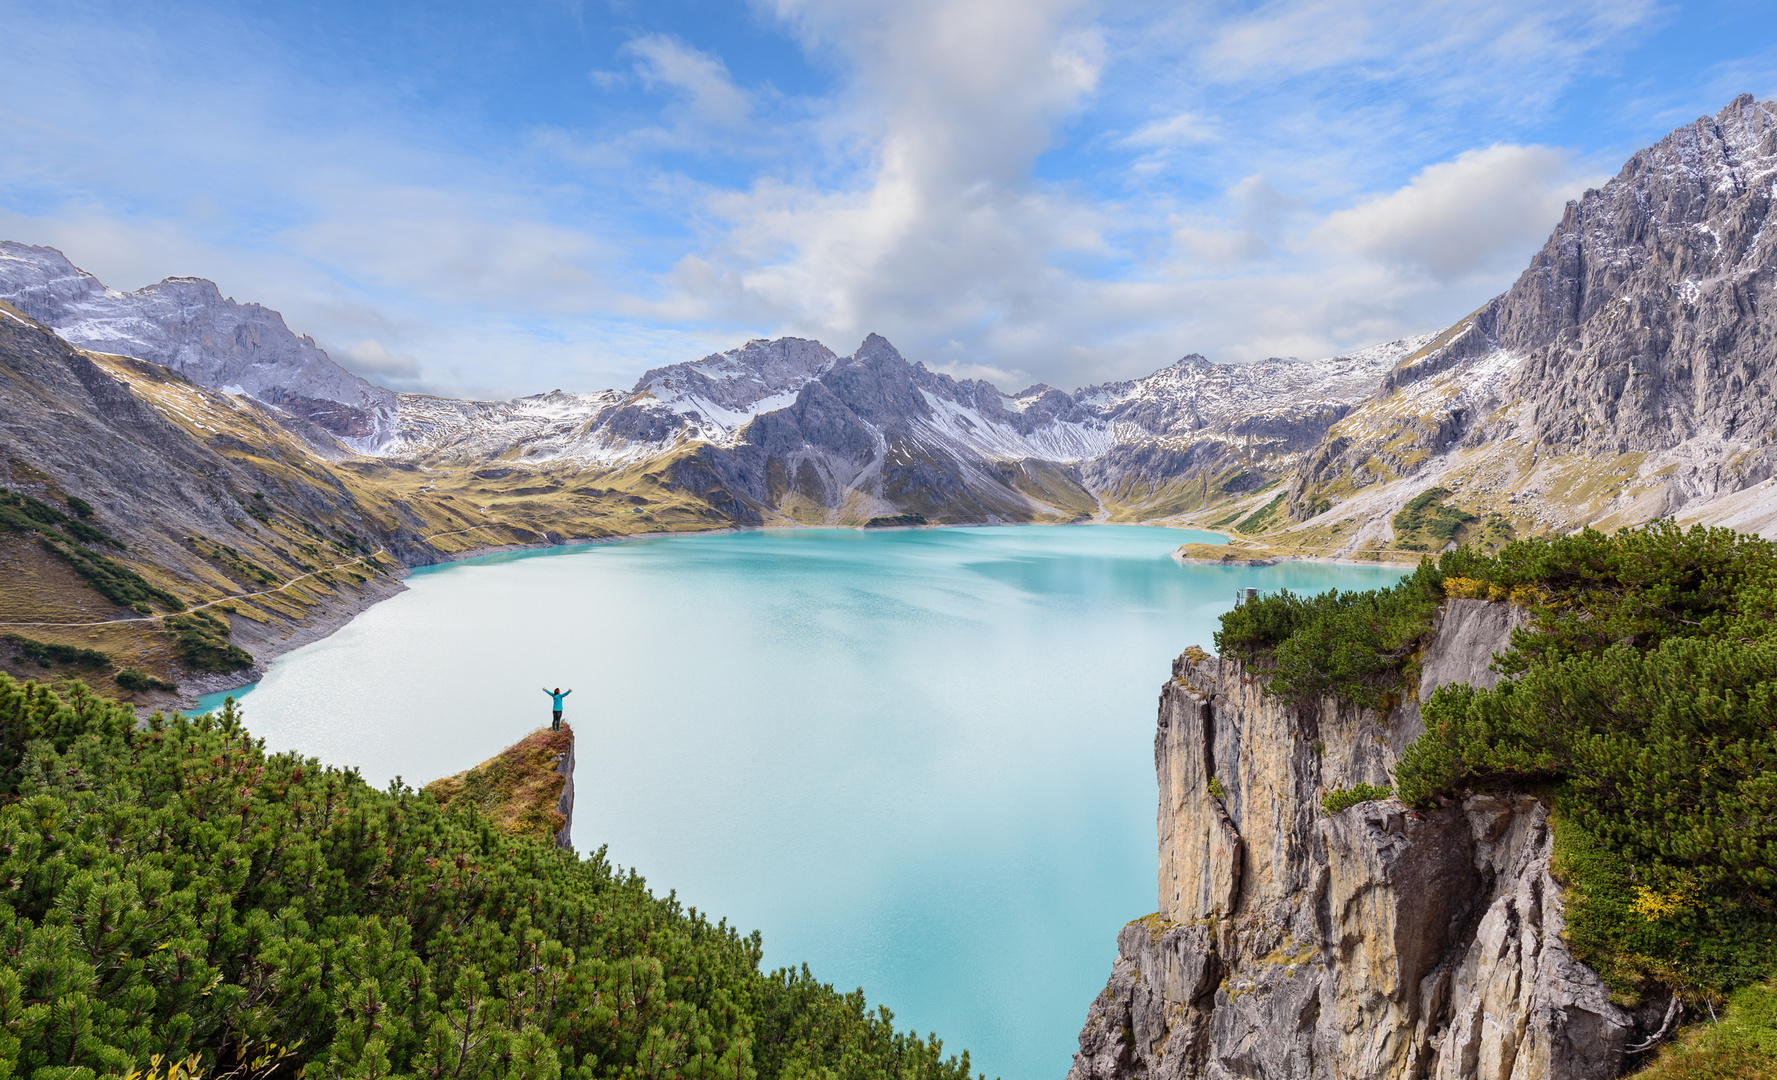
[2, 347, 413, 699]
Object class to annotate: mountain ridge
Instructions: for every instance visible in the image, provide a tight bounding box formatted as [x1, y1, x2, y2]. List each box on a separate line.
[0, 241, 1407, 527]
[0, 241, 398, 452]
[6, 97, 1773, 552]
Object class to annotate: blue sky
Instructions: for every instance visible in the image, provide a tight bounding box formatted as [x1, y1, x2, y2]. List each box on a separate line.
[2, 0, 1774, 398]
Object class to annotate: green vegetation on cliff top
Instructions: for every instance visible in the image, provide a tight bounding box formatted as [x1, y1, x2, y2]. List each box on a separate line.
[0, 675, 988, 1080]
[1217, 520, 1777, 1008]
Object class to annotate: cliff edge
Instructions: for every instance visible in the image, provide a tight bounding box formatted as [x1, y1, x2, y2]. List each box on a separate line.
[424, 724, 576, 850]
[1070, 601, 1651, 1080]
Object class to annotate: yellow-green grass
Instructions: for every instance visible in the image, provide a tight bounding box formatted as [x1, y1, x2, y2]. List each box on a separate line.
[1003, 458, 1101, 519]
[1630, 981, 1776, 1079]
[424, 725, 574, 843]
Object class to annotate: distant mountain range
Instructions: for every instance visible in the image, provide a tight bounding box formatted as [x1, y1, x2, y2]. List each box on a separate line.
[2, 94, 1773, 695]
[0, 241, 1414, 528]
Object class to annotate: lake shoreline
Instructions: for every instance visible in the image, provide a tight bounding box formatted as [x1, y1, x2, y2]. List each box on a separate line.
[1173, 552, 1424, 568]
[181, 518, 1229, 708]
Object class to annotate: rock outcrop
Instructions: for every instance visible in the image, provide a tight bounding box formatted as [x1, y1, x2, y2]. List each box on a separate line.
[1070, 601, 1644, 1079]
[555, 729, 576, 850]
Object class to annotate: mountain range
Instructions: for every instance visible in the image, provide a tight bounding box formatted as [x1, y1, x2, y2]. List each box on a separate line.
[0, 239, 1419, 529]
[1, 94, 1773, 696]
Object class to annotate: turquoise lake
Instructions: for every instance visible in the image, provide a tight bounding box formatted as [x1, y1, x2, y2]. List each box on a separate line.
[193, 524, 1407, 1080]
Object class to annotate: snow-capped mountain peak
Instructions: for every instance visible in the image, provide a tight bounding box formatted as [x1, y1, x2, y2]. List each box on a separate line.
[0, 242, 397, 452]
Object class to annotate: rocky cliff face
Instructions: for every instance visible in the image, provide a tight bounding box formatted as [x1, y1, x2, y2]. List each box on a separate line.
[555, 729, 576, 851]
[1070, 601, 1649, 1080]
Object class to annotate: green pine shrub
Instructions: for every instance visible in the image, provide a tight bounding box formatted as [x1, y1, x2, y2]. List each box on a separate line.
[2, 490, 122, 548]
[38, 537, 182, 613]
[1234, 493, 1287, 534]
[115, 669, 177, 693]
[0, 634, 110, 671]
[0, 490, 67, 530]
[1212, 559, 1447, 708]
[235, 493, 275, 525]
[64, 517, 126, 549]
[163, 612, 253, 673]
[1391, 488, 1476, 551]
[1320, 783, 1393, 814]
[0, 674, 987, 1080]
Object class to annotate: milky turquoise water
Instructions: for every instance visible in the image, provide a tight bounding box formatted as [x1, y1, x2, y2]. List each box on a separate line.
[192, 525, 1406, 1080]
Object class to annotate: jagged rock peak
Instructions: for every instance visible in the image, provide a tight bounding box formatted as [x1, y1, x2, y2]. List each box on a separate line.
[1495, 92, 1776, 367]
[631, 336, 837, 415]
[1284, 95, 1777, 541]
[849, 332, 908, 365]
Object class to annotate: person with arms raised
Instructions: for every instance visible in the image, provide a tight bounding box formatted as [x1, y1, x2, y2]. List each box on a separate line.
[543, 686, 571, 731]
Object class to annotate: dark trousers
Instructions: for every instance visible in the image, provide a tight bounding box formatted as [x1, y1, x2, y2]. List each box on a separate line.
[552, 711, 562, 731]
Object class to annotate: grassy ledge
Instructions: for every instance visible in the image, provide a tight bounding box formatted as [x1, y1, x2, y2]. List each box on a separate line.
[425, 726, 573, 845]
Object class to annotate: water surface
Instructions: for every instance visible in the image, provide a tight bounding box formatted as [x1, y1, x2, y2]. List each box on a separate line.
[195, 525, 1406, 1080]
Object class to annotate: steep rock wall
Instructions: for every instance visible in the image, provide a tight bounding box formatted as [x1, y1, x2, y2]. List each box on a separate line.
[1072, 601, 1638, 1079]
[555, 730, 576, 851]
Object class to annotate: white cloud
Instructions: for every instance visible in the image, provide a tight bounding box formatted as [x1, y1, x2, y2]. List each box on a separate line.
[1118, 112, 1217, 150]
[341, 338, 423, 388]
[614, 0, 1656, 389]
[0, 0, 1692, 402]
[634, 0, 1106, 381]
[1195, 0, 1659, 101]
[623, 34, 755, 136]
[1313, 144, 1599, 283]
[283, 187, 603, 310]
